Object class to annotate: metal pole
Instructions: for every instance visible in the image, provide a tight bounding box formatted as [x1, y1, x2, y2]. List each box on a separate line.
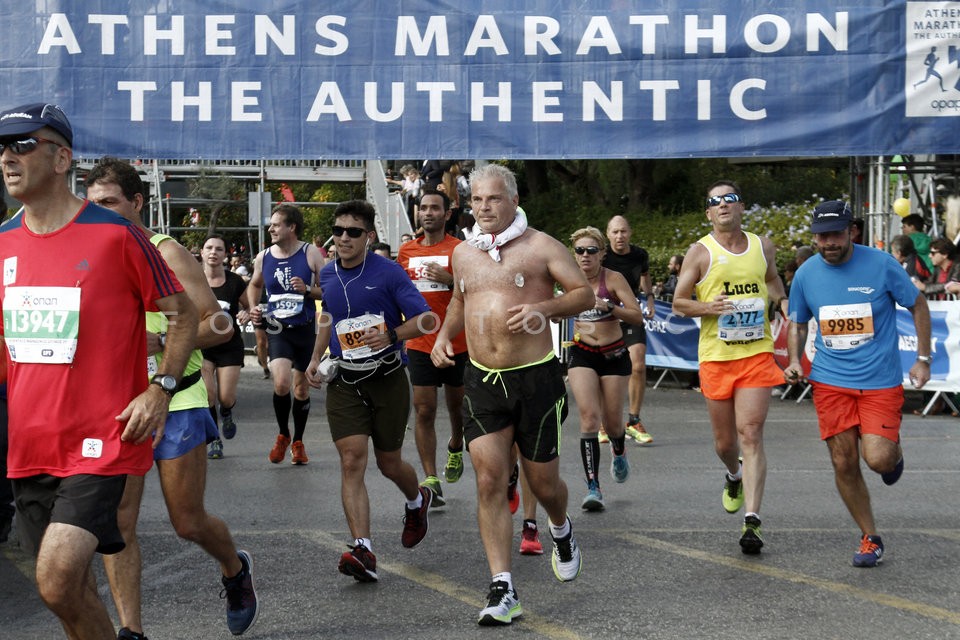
[258, 160, 266, 255]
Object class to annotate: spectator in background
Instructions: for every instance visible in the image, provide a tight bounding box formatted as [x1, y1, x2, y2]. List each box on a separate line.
[457, 211, 476, 241]
[851, 218, 866, 245]
[313, 235, 329, 260]
[389, 164, 422, 230]
[794, 245, 814, 266]
[915, 237, 960, 300]
[781, 260, 798, 297]
[901, 214, 933, 272]
[400, 233, 414, 244]
[442, 162, 464, 235]
[660, 254, 683, 299]
[890, 235, 931, 283]
[421, 159, 448, 191]
[230, 255, 251, 280]
[371, 242, 393, 259]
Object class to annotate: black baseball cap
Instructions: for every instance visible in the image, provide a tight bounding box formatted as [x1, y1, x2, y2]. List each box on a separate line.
[0, 102, 73, 147]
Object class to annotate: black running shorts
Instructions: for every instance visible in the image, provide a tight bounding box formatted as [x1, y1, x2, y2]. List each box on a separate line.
[13, 474, 127, 556]
[462, 356, 567, 463]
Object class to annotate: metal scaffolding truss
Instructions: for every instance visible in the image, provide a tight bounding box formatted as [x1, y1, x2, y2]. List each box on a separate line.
[70, 158, 413, 255]
[856, 154, 960, 248]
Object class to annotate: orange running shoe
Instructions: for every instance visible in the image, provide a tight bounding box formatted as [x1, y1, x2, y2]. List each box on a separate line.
[269, 434, 290, 463]
[291, 440, 309, 465]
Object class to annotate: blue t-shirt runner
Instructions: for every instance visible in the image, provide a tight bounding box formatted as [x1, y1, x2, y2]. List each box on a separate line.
[789, 244, 919, 389]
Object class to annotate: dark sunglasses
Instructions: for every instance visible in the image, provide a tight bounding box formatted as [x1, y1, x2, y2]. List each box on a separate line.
[574, 246, 601, 255]
[706, 193, 742, 207]
[0, 136, 62, 155]
[332, 225, 366, 238]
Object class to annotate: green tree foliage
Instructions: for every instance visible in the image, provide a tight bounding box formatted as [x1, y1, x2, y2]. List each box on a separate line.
[179, 170, 246, 254]
[177, 177, 363, 257]
[507, 159, 846, 281]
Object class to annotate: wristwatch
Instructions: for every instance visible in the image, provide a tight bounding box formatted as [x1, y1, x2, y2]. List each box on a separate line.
[388, 329, 399, 345]
[151, 374, 178, 397]
[916, 355, 932, 363]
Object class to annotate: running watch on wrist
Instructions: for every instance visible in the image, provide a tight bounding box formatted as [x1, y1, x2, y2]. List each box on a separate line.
[150, 374, 177, 397]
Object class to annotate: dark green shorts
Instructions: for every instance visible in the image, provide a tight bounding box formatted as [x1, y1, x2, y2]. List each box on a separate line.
[326, 366, 410, 452]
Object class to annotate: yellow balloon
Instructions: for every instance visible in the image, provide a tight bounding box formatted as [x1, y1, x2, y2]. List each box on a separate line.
[893, 198, 911, 218]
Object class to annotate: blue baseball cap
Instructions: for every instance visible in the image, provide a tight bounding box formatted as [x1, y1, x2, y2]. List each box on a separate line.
[810, 200, 852, 233]
[0, 102, 73, 147]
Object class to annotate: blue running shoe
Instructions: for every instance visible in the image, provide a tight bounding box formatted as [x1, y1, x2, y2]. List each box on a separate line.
[881, 457, 903, 486]
[610, 452, 629, 483]
[852, 534, 884, 567]
[207, 439, 224, 460]
[220, 550, 259, 635]
[221, 414, 237, 440]
[580, 480, 604, 511]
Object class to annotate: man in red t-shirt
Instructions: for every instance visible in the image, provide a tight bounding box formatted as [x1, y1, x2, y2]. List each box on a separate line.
[397, 190, 468, 506]
[0, 102, 197, 638]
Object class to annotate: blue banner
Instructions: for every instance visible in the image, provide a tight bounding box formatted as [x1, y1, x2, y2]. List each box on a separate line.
[896, 301, 960, 391]
[1, 1, 958, 159]
[645, 301, 700, 371]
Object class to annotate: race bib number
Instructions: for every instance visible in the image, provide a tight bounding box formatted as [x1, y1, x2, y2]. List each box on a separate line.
[3, 286, 80, 363]
[268, 292, 304, 320]
[147, 354, 159, 378]
[717, 297, 765, 342]
[407, 255, 450, 292]
[818, 302, 874, 350]
[336, 313, 388, 360]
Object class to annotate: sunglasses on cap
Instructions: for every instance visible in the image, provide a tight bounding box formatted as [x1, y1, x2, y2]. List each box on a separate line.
[0, 136, 62, 155]
[706, 193, 742, 207]
[574, 246, 601, 255]
[332, 225, 366, 238]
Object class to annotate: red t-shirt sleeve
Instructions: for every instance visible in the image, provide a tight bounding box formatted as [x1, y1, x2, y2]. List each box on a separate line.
[124, 226, 184, 310]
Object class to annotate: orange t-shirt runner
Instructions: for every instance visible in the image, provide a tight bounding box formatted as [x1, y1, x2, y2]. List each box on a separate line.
[397, 234, 468, 355]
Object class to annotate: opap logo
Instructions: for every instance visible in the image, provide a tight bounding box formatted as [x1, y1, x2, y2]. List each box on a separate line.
[905, 2, 960, 118]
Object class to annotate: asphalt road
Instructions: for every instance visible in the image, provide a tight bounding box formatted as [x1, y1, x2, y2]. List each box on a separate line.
[2, 362, 960, 640]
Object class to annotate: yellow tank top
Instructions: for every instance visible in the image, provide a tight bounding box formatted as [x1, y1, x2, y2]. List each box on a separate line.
[694, 231, 773, 363]
[146, 234, 207, 411]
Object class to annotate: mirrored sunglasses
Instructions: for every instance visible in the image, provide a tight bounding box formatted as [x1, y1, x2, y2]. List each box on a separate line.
[574, 246, 601, 255]
[706, 193, 742, 207]
[0, 136, 62, 155]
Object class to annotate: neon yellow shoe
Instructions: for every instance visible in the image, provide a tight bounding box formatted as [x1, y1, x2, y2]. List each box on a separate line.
[443, 447, 464, 483]
[626, 421, 653, 446]
[419, 475, 446, 508]
[597, 428, 610, 444]
[722, 475, 744, 513]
